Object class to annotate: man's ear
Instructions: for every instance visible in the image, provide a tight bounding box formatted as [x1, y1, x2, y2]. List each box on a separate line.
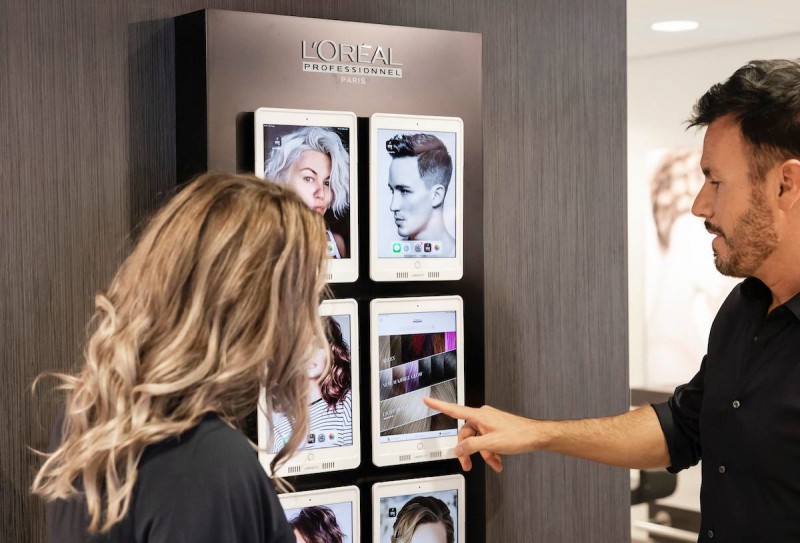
[778, 159, 800, 211]
[430, 184, 446, 208]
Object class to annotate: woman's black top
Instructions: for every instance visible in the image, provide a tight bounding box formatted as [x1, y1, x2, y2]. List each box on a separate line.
[46, 413, 295, 543]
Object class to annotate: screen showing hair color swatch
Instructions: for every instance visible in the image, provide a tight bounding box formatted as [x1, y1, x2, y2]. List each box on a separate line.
[377, 311, 458, 442]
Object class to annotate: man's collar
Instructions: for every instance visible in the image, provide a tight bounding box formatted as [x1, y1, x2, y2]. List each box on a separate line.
[741, 276, 800, 320]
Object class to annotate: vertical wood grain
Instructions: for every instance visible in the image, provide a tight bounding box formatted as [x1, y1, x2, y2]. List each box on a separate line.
[1, 0, 627, 541]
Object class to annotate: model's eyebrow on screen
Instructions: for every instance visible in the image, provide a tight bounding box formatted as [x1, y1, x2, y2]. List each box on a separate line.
[389, 183, 412, 190]
[300, 167, 320, 176]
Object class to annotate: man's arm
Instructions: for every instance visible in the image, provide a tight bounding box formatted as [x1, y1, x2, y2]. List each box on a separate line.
[424, 398, 670, 473]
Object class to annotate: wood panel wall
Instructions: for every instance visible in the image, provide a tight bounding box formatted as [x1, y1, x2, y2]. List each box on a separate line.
[0, 1, 628, 541]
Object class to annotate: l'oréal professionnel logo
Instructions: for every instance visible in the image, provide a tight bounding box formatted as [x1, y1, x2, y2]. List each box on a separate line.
[301, 40, 403, 79]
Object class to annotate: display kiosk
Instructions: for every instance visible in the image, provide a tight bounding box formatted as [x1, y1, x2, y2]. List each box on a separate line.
[175, 9, 484, 541]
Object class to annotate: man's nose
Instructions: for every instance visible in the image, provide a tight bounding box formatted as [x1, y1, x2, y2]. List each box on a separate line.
[691, 182, 713, 219]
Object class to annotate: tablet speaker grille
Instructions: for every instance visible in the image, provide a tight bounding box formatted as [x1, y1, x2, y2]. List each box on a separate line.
[322, 462, 335, 470]
[326, 273, 333, 281]
[288, 465, 301, 474]
[399, 454, 412, 462]
[429, 451, 442, 459]
[396, 272, 409, 279]
[428, 272, 440, 279]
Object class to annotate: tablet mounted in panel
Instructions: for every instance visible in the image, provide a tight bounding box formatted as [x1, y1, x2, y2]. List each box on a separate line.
[255, 107, 359, 283]
[370, 296, 465, 467]
[259, 299, 361, 476]
[370, 113, 464, 282]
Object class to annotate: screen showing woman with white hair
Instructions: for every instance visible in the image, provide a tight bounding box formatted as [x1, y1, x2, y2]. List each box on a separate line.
[264, 125, 352, 259]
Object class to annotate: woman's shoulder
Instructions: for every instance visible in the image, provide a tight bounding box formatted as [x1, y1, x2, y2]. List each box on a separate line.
[138, 414, 264, 483]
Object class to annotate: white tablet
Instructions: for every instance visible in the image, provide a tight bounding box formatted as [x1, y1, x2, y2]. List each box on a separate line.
[259, 299, 360, 476]
[370, 296, 464, 467]
[373, 475, 465, 543]
[370, 113, 464, 282]
[280, 485, 360, 543]
[255, 107, 358, 283]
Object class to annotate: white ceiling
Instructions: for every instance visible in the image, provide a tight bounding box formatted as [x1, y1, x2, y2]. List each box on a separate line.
[628, 0, 800, 58]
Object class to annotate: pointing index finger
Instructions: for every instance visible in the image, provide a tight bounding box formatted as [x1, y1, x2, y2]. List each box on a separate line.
[423, 397, 477, 421]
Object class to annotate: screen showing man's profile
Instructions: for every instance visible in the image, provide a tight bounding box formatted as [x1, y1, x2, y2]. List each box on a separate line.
[375, 129, 457, 259]
[263, 124, 352, 260]
[284, 502, 354, 543]
[377, 311, 458, 443]
[271, 314, 353, 452]
[379, 490, 458, 543]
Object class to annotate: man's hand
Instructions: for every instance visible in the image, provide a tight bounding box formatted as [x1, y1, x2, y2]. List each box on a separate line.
[423, 397, 543, 473]
[426, 398, 671, 472]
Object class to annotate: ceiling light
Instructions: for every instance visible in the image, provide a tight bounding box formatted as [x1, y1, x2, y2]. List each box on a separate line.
[651, 20, 699, 32]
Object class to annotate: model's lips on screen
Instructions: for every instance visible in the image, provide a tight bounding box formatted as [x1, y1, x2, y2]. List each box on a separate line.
[314, 206, 326, 214]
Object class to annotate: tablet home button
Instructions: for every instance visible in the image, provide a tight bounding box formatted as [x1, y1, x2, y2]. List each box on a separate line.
[414, 261, 421, 269]
[307, 453, 314, 461]
[417, 442, 423, 450]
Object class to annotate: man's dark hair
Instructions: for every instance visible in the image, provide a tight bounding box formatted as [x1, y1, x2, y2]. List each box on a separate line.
[386, 133, 453, 190]
[688, 59, 800, 182]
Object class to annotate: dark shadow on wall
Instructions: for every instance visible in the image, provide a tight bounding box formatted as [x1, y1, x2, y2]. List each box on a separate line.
[127, 19, 179, 239]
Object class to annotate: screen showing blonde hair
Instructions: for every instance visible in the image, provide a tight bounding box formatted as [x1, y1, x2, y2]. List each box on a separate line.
[31, 173, 329, 533]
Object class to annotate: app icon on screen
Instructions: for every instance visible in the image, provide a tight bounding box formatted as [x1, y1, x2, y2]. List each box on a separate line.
[392, 242, 402, 253]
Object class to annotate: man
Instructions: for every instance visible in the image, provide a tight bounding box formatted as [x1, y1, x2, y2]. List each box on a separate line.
[386, 133, 456, 257]
[426, 59, 800, 541]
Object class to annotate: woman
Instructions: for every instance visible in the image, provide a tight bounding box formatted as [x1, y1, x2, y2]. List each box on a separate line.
[32, 173, 329, 542]
[264, 126, 350, 258]
[391, 496, 454, 543]
[289, 505, 346, 543]
[272, 316, 352, 452]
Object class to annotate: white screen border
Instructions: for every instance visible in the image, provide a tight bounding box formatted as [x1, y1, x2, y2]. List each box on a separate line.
[370, 296, 465, 467]
[280, 485, 361, 543]
[254, 107, 359, 283]
[372, 475, 465, 543]
[369, 113, 464, 282]
[258, 298, 361, 476]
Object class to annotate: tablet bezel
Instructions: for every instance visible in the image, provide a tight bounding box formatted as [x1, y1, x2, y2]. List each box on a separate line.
[254, 107, 359, 283]
[279, 485, 361, 543]
[372, 474, 465, 543]
[369, 113, 464, 282]
[370, 295, 464, 467]
[258, 298, 361, 476]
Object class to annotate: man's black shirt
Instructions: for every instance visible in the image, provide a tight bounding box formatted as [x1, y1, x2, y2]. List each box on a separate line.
[653, 277, 800, 542]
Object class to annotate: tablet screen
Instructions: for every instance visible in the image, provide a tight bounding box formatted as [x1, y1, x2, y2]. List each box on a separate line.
[284, 501, 355, 543]
[375, 129, 457, 259]
[377, 310, 458, 443]
[271, 313, 353, 452]
[378, 489, 459, 543]
[262, 123, 353, 260]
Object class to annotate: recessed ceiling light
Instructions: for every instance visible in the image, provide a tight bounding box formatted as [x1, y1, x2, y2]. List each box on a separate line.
[651, 20, 699, 32]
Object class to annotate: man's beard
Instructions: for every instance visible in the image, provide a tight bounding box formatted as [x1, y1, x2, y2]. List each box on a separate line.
[706, 188, 778, 278]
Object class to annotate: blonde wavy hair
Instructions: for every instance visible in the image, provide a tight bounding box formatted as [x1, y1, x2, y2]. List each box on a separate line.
[31, 172, 328, 533]
[391, 496, 455, 543]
